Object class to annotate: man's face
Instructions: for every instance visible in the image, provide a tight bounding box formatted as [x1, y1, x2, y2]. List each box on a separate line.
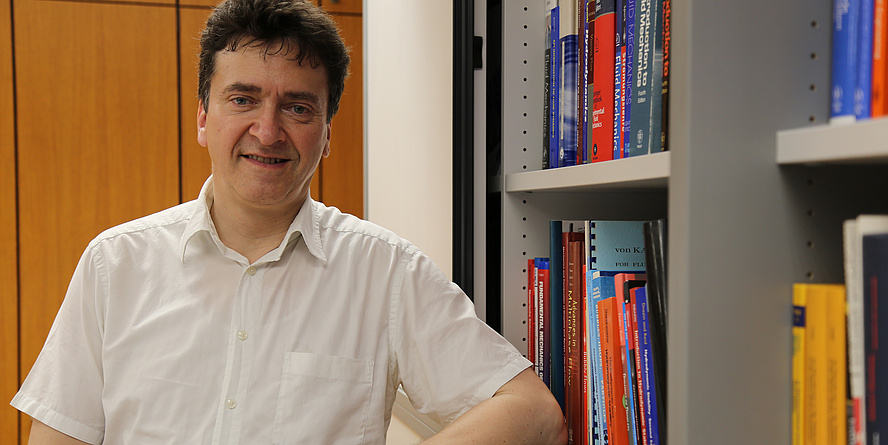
[197, 43, 331, 214]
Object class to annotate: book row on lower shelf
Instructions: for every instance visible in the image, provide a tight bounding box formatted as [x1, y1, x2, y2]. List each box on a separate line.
[792, 214, 888, 445]
[525, 218, 667, 445]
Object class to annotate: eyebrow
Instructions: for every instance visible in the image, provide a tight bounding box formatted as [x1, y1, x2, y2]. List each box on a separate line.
[221, 82, 322, 106]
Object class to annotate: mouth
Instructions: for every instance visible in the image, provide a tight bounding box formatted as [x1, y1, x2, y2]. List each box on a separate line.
[243, 154, 289, 165]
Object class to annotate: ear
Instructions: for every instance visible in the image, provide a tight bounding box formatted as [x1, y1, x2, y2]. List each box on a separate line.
[322, 121, 332, 158]
[197, 102, 208, 148]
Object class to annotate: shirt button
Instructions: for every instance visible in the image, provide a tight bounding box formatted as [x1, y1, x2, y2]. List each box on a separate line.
[246, 266, 256, 276]
[226, 399, 237, 409]
[237, 330, 248, 341]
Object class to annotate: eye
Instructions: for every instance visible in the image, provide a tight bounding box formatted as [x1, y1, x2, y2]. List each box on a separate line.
[231, 96, 252, 106]
[287, 104, 308, 114]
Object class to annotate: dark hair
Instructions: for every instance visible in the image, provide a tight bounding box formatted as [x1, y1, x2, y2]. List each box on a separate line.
[198, 0, 350, 122]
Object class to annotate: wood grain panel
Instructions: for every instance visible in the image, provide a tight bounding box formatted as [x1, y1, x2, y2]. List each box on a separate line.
[321, 13, 363, 218]
[320, 0, 360, 14]
[14, 5, 179, 437]
[180, 6, 214, 201]
[0, 0, 18, 442]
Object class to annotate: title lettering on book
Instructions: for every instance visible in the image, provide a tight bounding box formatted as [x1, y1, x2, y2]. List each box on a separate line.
[614, 247, 645, 253]
[662, 0, 671, 78]
[636, 0, 652, 89]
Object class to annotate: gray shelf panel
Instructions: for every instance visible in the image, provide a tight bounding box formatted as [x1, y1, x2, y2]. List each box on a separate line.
[777, 117, 888, 165]
[505, 152, 670, 192]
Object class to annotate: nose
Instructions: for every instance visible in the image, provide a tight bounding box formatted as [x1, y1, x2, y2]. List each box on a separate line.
[249, 106, 285, 146]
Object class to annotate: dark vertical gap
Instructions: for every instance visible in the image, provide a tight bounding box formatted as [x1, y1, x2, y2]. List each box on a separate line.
[176, 0, 183, 203]
[8, 0, 21, 439]
[485, 0, 502, 333]
[453, 0, 474, 302]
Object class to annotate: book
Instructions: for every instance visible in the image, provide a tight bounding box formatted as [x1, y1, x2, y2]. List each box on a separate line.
[588, 220, 647, 272]
[537, 258, 552, 387]
[528, 258, 537, 369]
[659, 0, 670, 151]
[617, 274, 646, 445]
[598, 278, 630, 445]
[622, 0, 636, 159]
[566, 238, 588, 445]
[642, 219, 667, 443]
[584, 0, 596, 164]
[824, 284, 847, 445]
[792, 283, 807, 445]
[548, 0, 562, 168]
[551, 220, 584, 410]
[627, 0, 662, 157]
[863, 233, 888, 445]
[614, 0, 624, 160]
[635, 285, 662, 445]
[844, 215, 888, 445]
[873, 0, 887, 118]
[578, 0, 589, 165]
[590, 271, 615, 445]
[857, 0, 874, 119]
[591, 0, 617, 162]
[560, 0, 580, 167]
[831, 0, 860, 123]
[544, 1, 553, 169]
[800, 283, 828, 445]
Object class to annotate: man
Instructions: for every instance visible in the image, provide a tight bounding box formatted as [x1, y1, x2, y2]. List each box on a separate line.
[11, 0, 567, 444]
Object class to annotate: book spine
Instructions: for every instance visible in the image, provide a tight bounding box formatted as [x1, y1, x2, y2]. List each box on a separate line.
[550, 1, 562, 167]
[585, 1, 596, 164]
[602, 294, 629, 444]
[873, 0, 887, 118]
[857, 0, 874, 119]
[659, 0, 670, 152]
[636, 286, 661, 445]
[538, 259, 552, 387]
[792, 284, 807, 445]
[549, 221, 565, 409]
[648, 0, 663, 153]
[805, 284, 828, 445]
[591, 0, 616, 162]
[825, 284, 848, 445]
[578, 0, 588, 166]
[544, 1, 552, 169]
[831, 0, 860, 123]
[529, 258, 538, 369]
[566, 240, 586, 444]
[623, 0, 635, 159]
[629, 0, 653, 157]
[561, 1, 579, 167]
[630, 286, 648, 445]
[590, 272, 612, 444]
[619, 284, 639, 445]
[862, 234, 888, 445]
[613, 0, 624, 160]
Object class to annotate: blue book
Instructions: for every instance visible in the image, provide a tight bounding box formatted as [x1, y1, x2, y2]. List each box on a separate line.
[832, 0, 860, 122]
[628, 0, 658, 157]
[857, 0, 874, 119]
[621, 283, 640, 445]
[548, 0, 561, 167]
[635, 285, 662, 445]
[589, 270, 615, 445]
[589, 220, 648, 272]
[623, 0, 636, 159]
[560, 1, 579, 167]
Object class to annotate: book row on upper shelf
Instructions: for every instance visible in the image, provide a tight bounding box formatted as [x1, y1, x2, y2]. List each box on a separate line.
[831, 0, 888, 123]
[792, 215, 888, 445]
[526, 219, 667, 445]
[543, 0, 671, 170]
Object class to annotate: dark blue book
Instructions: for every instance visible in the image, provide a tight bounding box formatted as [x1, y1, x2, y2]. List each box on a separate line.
[549, 220, 565, 409]
[635, 285, 662, 445]
[623, 0, 636, 158]
[548, 0, 561, 167]
[613, 0, 624, 160]
[559, 1, 579, 167]
[857, 0, 874, 119]
[863, 233, 888, 445]
[831, 0, 859, 122]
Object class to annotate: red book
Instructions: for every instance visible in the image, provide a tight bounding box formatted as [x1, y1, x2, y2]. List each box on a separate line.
[565, 240, 588, 444]
[590, 0, 616, 162]
[528, 258, 537, 369]
[599, 294, 629, 445]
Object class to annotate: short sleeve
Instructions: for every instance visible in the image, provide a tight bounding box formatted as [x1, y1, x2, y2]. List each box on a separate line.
[391, 250, 532, 426]
[11, 245, 107, 444]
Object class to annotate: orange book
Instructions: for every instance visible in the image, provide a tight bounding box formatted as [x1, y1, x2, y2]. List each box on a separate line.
[598, 295, 629, 445]
[874, 0, 888, 117]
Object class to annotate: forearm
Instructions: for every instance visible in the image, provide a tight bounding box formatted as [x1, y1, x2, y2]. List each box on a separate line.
[421, 368, 567, 445]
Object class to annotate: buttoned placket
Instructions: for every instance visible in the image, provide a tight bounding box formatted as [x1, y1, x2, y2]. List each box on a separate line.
[212, 262, 263, 445]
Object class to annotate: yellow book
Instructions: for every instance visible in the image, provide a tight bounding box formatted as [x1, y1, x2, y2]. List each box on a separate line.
[825, 284, 847, 445]
[792, 284, 807, 445]
[803, 283, 828, 445]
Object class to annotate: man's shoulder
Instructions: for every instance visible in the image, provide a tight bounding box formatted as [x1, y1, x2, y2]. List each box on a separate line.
[313, 202, 419, 256]
[88, 200, 200, 249]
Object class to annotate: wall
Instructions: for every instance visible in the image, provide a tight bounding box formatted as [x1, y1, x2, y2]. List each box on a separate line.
[365, 0, 453, 279]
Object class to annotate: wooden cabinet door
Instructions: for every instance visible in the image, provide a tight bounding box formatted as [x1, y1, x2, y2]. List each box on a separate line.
[180, 6, 215, 201]
[0, 1, 18, 443]
[13, 2, 179, 439]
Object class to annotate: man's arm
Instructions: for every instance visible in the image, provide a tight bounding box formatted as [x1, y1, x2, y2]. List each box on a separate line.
[422, 367, 567, 444]
[26, 419, 90, 445]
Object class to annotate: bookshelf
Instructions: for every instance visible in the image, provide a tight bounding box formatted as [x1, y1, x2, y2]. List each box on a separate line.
[484, 0, 888, 444]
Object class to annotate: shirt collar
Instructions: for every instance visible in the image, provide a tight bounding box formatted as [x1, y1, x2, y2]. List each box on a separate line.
[178, 176, 327, 265]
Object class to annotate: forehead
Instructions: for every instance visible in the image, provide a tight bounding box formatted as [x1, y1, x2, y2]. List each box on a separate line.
[211, 44, 329, 98]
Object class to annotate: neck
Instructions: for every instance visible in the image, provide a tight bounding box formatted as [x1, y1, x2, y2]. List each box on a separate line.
[210, 192, 303, 264]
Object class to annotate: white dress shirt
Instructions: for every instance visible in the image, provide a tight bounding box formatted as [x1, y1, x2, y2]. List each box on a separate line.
[11, 177, 531, 444]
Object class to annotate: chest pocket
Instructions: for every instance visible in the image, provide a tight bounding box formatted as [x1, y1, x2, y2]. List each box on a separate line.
[272, 352, 374, 444]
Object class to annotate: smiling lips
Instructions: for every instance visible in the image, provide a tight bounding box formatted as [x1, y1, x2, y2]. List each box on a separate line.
[244, 154, 289, 165]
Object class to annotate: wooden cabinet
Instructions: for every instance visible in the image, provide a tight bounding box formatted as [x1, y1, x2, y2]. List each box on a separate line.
[180, 5, 215, 201]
